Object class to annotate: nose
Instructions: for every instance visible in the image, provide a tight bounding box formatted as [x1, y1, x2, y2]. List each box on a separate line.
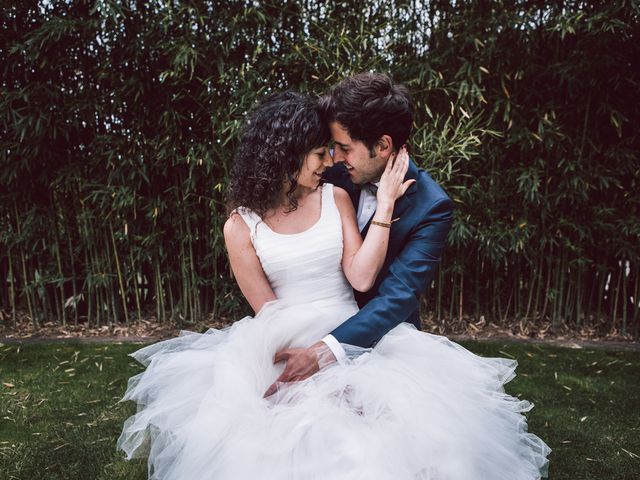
[331, 148, 345, 164]
[323, 150, 334, 167]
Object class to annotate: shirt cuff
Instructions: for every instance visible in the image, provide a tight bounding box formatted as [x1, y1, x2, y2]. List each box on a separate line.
[321, 334, 348, 365]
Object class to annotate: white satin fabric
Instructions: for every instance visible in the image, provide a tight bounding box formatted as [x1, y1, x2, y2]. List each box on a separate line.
[117, 184, 551, 479]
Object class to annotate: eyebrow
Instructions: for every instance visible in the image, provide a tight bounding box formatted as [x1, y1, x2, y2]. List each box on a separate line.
[334, 141, 350, 148]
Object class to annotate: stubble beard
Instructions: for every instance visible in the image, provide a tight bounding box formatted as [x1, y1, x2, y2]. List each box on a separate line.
[361, 161, 387, 185]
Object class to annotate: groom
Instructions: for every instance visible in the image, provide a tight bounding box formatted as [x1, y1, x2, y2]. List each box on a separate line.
[265, 72, 453, 396]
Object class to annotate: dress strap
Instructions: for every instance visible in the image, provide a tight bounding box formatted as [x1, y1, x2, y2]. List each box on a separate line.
[322, 182, 334, 209]
[323, 182, 342, 219]
[233, 207, 262, 244]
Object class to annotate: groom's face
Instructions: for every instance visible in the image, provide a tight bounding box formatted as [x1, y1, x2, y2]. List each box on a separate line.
[329, 122, 387, 185]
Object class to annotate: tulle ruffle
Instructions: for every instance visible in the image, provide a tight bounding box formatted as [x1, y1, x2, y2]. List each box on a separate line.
[117, 300, 551, 480]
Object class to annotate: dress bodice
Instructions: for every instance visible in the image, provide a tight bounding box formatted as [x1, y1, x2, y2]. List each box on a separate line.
[237, 184, 356, 308]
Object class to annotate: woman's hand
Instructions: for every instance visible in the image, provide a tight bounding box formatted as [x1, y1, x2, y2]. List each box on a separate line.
[376, 145, 415, 210]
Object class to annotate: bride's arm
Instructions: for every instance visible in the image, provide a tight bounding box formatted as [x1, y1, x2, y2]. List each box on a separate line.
[223, 214, 276, 314]
[335, 147, 414, 292]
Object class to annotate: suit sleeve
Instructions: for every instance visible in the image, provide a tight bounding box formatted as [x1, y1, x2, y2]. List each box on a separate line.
[330, 197, 454, 348]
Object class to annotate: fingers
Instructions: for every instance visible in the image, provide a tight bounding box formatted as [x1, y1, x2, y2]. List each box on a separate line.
[264, 382, 277, 398]
[384, 151, 395, 173]
[396, 146, 409, 173]
[377, 145, 412, 202]
[390, 146, 408, 176]
[401, 179, 416, 195]
[264, 369, 289, 398]
[388, 147, 409, 188]
[264, 346, 325, 398]
[263, 370, 297, 398]
[273, 349, 291, 364]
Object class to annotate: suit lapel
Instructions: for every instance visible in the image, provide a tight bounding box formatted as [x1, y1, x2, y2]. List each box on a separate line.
[349, 184, 362, 212]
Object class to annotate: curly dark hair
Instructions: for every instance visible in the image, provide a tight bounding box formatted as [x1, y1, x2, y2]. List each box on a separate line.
[227, 91, 330, 218]
[318, 72, 413, 152]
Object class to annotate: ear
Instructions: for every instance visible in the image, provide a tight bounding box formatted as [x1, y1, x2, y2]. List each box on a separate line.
[375, 134, 394, 158]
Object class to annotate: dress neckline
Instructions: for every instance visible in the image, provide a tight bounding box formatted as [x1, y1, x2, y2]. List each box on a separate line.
[260, 185, 326, 237]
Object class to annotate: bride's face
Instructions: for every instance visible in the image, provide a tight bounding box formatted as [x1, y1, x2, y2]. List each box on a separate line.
[296, 146, 334, 189]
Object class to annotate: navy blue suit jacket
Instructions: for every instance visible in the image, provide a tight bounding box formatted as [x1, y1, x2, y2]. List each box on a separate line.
[322, 160, 454, 348]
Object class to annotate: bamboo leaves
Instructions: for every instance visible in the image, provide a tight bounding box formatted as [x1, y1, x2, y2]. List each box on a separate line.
[0, 0, 638, 338]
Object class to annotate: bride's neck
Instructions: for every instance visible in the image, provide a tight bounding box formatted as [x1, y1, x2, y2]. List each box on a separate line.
[273, 184, 315, 212]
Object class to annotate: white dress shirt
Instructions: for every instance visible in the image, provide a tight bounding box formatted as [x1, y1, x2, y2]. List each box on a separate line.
[356, 182, 379, 231]
[321, 182, 379, 364]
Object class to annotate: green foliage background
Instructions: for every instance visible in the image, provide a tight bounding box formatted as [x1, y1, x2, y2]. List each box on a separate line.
[1, 1, 639, 337]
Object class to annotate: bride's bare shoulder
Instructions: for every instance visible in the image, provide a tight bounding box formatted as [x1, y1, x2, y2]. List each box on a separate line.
[223, 212, 251, 244]
[332, 186, 356, 214]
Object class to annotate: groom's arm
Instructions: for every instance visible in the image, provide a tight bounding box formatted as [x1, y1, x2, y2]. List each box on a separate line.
[265, 195, 453, 396]
[326, 196, 454, 351]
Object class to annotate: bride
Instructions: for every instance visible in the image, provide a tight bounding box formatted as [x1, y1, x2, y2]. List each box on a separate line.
[117, 89, 551, 479]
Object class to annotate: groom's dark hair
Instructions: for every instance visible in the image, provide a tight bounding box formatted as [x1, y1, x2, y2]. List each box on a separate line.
[319, 72, 413, 152]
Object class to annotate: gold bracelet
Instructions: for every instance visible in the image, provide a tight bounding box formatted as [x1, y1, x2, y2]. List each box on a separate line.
[371, 220, 391, 228]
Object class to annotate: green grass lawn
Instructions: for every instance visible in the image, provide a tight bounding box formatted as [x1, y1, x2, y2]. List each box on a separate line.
[0, 339, 638, 479]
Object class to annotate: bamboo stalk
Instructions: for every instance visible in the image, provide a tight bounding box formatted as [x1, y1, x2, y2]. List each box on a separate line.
[109, 276, 117, 328]
[14, 202, 36, 327]
[97, 244, 105, 328]
[612, 263, 623, 333]
[186, 215, 200, 322]
[35, 256, 50, 325]
[514, 256, 520, 319]
[496, 273, 503, 325]
[458, 269, 463, 322]
[81, 214, 94, 327]
[23, 247, 39, 327]
[86, 272, 93, 327]
[167, 273, 174, 322]
[595, 268, 606, 326]
[436, 257, 443, 322]
[532, 247, 545, 321]
[154, 254, 165, 323]
[501, 263, 513, 324]
[448, 271, 456, 323]
[501, 290, 513, 325]
[155, 261, 162, 323]
[51, 202, 67, 326]
[564, 273, 574, 326]
[66, 227, 79, 326]
[585, 264, 597, 326]
[101, 226, 116, 327]
[557, 250, 567, 326]
[632, 264, 639, 339]
[178, 220, 190, 323]
[575, 263, 583, 329]
[109, 219, 129, 324]
[524, 254, 539, 323]
[474, 253, 480, 319]
[0, 255, 5, 319]
[622, 260, 628, 336]
[540, 244, 553, 322]
[129, 250, 142, 322]
[7, 247, 16, 328]
[90, 228, 102, 328]
[551, 255, 561, 328]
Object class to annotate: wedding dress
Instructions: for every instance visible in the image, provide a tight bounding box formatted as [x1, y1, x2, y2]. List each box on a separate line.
[117, 184, 551, 479]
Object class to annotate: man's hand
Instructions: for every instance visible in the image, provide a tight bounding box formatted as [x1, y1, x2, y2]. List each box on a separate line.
[263, 341, 337, 398]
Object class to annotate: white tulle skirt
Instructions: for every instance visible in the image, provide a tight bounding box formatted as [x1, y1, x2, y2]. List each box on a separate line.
[117, 300, 551, 480]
